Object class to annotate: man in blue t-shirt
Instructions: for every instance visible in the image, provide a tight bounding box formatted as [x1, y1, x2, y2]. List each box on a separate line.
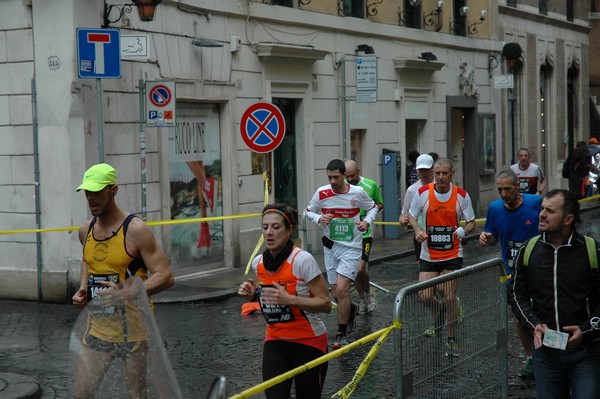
[479, 169, 541, 380]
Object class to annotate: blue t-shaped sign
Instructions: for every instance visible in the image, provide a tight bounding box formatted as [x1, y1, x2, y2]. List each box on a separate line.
[77, 28, 121, 79]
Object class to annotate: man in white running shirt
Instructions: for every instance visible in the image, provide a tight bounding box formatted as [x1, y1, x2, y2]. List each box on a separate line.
[305, 159, 377, 349]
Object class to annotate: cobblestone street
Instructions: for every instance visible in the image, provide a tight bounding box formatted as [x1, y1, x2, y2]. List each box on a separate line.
[1, 245, 535, 398]
[3, 205, 600, 398]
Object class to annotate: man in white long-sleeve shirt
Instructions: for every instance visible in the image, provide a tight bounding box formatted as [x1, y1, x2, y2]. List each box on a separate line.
[305, 159, 378, 349]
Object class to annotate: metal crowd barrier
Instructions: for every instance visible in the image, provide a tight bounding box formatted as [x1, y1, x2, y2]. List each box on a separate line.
[393, 258, 508, 399]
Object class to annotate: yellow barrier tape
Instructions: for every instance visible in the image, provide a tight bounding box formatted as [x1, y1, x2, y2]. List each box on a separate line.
[332, 319, 401, 399]
[373, 217, 485, 226]
[0, 226, 78, 234]
[0, 214, 261, 235]
[3, 193, 594, 236]
[147, 214, 260, 226]
[244, 171, 270, 275]
[579, 193, 600, 203]
[228, 321, 401, 399]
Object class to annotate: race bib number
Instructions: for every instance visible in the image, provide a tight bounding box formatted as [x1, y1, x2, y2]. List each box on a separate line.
[87, 273, 119, 315]
[427, 226, 454, 250]
[518, 177, 530, 192]
[329, 218, 354, 241]
[506, 240, 524, 270]
[330, 218, 354, 242]
[257, 285, 295, 324]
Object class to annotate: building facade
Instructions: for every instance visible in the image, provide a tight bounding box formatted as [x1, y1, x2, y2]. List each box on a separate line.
[0, 0, 590, 301]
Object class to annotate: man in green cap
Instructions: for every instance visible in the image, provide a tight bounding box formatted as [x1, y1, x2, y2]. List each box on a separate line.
[71, 163, 174, 397]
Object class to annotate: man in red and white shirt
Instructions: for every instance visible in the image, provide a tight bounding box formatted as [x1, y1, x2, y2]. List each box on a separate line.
[305, 159, 377, 349]
[409, 158, 475, 357]
[510, 148, 546, 195]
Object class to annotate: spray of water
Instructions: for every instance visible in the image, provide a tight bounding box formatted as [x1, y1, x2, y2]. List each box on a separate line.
[69, 277, 183, 398]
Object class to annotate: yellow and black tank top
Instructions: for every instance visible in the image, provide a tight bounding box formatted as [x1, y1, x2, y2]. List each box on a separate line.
[83, 214, 149, 343]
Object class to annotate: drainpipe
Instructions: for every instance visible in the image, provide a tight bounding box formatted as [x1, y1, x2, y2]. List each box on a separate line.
[31, 78, 43, 302]
[340, 55, 347, 158]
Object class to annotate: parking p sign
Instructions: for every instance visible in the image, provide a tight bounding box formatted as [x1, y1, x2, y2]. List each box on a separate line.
[146, 81, 176, 127]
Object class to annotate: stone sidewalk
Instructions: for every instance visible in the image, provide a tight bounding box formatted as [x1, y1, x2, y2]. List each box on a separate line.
[152, 232, 418, 304]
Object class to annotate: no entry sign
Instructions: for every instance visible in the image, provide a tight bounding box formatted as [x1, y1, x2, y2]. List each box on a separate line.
[240, 102, 285, 153]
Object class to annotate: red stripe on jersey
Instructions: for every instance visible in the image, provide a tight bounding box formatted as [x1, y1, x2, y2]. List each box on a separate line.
[318, 189, 335, 200]
[417, 183, 432, 194]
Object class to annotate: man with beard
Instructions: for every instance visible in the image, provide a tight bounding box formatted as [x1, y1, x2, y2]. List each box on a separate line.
[512, 189, 600, 398]
[71, 163, 174, 398]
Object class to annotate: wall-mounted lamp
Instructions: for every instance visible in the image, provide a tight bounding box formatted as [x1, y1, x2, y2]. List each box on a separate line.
[356, 44, 375, 55]
[399, 0, 421, 27]
[488, 54, 499, 78]
[423, 0, 443, 31]
[103, 0, 162, 28]
[501, 42, 523, 71]
[468, 10, 487, 36]
[192, 38, 224, 48]
[449, 6, 468, 35]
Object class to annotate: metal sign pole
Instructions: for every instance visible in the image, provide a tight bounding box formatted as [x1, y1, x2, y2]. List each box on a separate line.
[138, 78, 147, 220]
[97, 78, 105, 163]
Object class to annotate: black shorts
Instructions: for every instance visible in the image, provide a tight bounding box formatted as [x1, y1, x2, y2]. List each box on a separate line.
[419, 258, 463, 273]
[361, 237, 373, 262]
[83, 333, 146, 358]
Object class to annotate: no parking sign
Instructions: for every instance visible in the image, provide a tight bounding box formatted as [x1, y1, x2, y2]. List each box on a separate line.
[240, 102, 285, 153]
[146, 81, 175, 127]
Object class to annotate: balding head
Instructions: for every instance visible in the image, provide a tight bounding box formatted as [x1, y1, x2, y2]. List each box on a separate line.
[344, 160, 360, 185]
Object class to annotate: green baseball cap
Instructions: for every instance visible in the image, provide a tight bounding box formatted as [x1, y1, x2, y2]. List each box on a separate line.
[76, 163, 117, 192]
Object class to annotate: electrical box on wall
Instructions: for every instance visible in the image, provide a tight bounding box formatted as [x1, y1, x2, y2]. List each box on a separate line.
[230, 36, 241, 52]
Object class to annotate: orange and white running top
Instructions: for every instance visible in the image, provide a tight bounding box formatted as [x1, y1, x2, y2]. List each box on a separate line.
[409, 183, 475, 262]
[253, 246, 327, 348]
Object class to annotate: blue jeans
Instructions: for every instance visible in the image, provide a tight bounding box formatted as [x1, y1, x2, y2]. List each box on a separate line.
[533, 343, 600, 399]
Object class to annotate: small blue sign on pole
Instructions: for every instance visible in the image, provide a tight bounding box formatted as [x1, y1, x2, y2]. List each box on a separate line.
[77, 28, 121, 79]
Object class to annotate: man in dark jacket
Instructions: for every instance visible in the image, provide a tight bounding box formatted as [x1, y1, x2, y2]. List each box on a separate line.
[512, 189, 600, 398]
[567, 141, 594, 199]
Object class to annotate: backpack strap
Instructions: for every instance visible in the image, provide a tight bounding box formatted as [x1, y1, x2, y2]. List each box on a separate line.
[523, 236, 541, 266]
[585, 236, 598, 273]
[525, 235, 597, 273]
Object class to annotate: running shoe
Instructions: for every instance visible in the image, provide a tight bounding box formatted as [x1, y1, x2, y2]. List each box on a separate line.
[347, 302, 359, 334]
[358, 294, 377, 314]
[457, 296, 464, 324]
[365, 293, 377, 313]
[358, 298, 368, 314]
[425, 306, 445, 337]
[519, 358, 534, 380]
[445, 338, 460, 358]
[332, 333, 349, 350]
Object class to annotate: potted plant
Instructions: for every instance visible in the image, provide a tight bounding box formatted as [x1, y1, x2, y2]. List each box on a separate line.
[501, 42, 523, 70]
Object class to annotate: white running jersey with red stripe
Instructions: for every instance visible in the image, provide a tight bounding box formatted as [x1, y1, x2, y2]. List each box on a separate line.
[305, 184, 376, 248]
